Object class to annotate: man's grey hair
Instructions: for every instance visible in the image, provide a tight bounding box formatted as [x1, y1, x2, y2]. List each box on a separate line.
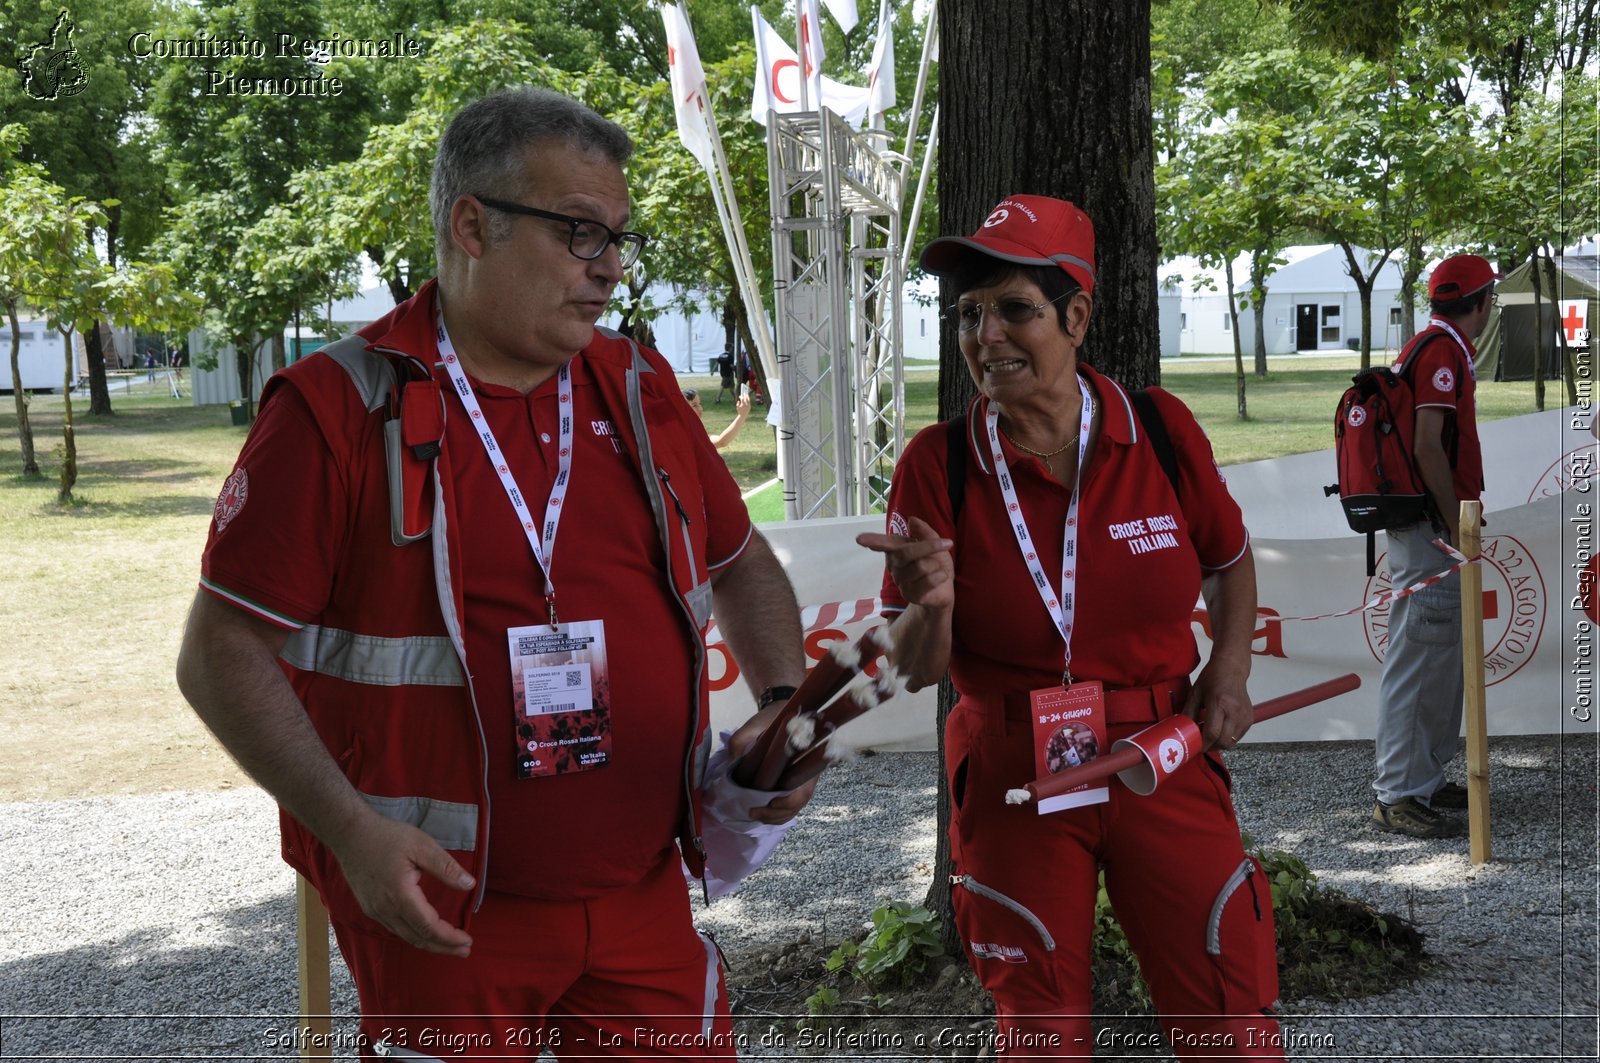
[430, 87, 634, 267]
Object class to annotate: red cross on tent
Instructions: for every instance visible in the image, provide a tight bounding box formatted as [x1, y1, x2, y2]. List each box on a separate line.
[1561, 300, 1588, 343]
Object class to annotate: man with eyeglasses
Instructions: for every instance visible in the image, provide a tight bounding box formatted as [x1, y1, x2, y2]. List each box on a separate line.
[1371, 253, 1500, 839]
[178, 87, 811, 1058]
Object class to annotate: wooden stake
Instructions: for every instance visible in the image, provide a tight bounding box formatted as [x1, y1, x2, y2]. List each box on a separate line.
[1460, 501, 1492, 865]
[296, 874, 333, 1059]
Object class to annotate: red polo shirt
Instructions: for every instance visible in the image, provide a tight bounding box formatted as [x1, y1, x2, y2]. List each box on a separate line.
[202, 324, 752, 900]
[1395, 320, 1483, 503]
[880, 367, 1248, 699]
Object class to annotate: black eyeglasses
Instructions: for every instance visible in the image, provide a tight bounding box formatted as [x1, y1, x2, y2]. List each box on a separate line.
[943, 290, 1076, 333]
[474, 195, 648, 268]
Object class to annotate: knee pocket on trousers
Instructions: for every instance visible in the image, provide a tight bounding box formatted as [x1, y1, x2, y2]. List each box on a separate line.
[1205, 857, 1281, 1014]
[950, 876, 1068, 1010]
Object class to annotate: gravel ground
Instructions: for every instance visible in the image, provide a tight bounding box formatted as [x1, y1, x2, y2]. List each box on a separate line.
[0, 735, 1594, 1062]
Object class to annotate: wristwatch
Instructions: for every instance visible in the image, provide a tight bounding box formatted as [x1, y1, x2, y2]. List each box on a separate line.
[757, 685, 798, 710]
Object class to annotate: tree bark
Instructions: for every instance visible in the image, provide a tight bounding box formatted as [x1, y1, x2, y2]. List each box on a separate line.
[1249, 251, 1271, 378]
[84, 319, 113, 416]
[1540, 246, 1576, 406]
[7, 300, 39, 477]
[1225, 260, 1248, 419]
[1528, 241, 1547, 412]
[58, 329, 77, 502]
[930, 0, 1159, 946]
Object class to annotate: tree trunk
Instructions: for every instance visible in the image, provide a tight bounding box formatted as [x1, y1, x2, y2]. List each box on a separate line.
[1225, 261, 1247, 420]
[271, 332, 287, 374]
[235, 336, 263, 421]
[58, 328, 77, 502]
[1528, 241, 1546, 412]
[84, 319, 113, 416]
[7, 300, 39, 477]
[1541, 247, 1576, 406]
[939, 0, 1158, 386]
[1249, 251, 1271, 378]
[367, 245, 413, 305]
[931, 0, 1158, 945]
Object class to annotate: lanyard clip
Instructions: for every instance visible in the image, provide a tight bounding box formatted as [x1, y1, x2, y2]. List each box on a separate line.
[1062, 659, 1073, 689]
[546, 593, 559, 628]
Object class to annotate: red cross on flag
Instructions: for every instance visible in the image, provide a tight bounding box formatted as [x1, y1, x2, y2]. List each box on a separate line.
[662, 3, 713, 171]
[1560, 300, 1589, 348]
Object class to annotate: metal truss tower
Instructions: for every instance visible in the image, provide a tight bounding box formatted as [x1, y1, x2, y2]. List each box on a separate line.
[768, 110, 906, 521]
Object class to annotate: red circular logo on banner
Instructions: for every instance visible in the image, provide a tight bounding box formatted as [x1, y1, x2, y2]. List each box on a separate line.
[1362, 534, 1546, 685]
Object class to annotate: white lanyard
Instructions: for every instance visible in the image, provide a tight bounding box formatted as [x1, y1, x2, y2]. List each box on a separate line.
[986, 373, 1094, 684]
[435, 315, 574, 624]
[1424, 317, 1476, 380]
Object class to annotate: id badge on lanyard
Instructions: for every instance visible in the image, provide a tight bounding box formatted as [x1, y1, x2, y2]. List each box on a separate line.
[987, 374, 1110, 811]
[508, 621, 613, 778]
[436, 312, 612, 779]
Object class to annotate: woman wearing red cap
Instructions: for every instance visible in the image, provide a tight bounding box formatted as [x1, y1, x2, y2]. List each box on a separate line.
[861, 195, 1285, 1058]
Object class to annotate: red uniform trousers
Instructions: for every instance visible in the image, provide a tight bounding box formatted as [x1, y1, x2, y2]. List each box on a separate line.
[332, 851, 736, 1061]
[945, 698, 1285, 1060]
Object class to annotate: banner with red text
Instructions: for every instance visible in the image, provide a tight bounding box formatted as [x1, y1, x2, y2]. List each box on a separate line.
[706, 408, 1595, 748]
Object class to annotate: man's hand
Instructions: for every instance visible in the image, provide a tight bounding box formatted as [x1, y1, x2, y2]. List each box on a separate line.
[329, 813, 477, 957]
[1183, 659, 1253, 752]
[856, 516, 955, 611]
[727, 704, 819, 824]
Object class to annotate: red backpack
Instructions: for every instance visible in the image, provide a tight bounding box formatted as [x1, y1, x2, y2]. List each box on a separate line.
[1325, 334, 1451, 574]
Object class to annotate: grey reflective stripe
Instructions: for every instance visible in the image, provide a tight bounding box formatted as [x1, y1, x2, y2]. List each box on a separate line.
[362, 792, 478, 852]
[430, 469, 492, 912]
[622, 340, 709, 855]
[321, 335, 393, 412]
[1207, 859, 1256, 956]
[280, 625, 464, 687]
[698, 931, 721, 1040]
[1050, 252, 1096, 282]
[372, 1039, 446, 1060]
[954, 875, 1056, 951]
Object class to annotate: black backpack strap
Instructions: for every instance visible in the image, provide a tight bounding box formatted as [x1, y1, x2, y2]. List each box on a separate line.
[945, 410, 967, 522]
[1129, 389, 1181, 502]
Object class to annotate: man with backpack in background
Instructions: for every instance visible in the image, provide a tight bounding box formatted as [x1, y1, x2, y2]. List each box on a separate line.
[1372, 253, 1500, 839]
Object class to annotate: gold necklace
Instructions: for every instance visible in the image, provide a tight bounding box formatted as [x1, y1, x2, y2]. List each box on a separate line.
[1001, 428, 1074, 459]
[1000, 392, 1095, 460]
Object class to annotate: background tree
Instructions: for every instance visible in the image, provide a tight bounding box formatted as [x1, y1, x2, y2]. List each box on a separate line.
[0, 0, 173, 415]
[0, 124, 64, 478]
[27, 192, 109, 502]
[929, 0, 1159, 950]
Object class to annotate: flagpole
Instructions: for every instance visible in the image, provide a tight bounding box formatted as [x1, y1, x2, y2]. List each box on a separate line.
[897, 1, 936, 190]
[680, 1, 779, 383]
[701, 86, 779, 383]
[904, 102, 938, 261]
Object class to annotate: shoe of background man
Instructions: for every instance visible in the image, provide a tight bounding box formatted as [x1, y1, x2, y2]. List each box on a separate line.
[1430, 782, 1469, 809]
[1372, 797, 1464, 838]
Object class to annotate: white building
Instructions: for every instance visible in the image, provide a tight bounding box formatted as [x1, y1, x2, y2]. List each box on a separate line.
[0, 319, 65, 390]
[1159, 245, 1416, 358]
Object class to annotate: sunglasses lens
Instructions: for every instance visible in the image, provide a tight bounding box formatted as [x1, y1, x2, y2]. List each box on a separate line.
[998, 300, 1040, 325]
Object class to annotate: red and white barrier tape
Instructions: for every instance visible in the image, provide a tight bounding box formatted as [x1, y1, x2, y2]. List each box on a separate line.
[1269, 539, 1476, 622]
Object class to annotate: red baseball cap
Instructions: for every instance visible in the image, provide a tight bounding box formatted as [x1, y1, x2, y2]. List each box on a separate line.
[1428, 254, 1502, 299]
[920, 195, 1097, 295]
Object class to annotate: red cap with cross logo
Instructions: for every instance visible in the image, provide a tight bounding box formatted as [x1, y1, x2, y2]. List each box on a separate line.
[920, 195, 1097, 295]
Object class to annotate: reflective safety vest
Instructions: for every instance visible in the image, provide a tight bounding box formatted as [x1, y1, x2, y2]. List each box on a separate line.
[267, 282, 718, 932]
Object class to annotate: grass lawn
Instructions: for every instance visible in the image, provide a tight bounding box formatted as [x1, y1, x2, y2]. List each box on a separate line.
[0, 360, 1572, 799]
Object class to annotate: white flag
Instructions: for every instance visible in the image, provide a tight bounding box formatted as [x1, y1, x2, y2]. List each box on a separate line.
[866, 0, 894, 122]
[751, 7, 870, 127]
[822, 0, 859, 33]
[797, 0, 824, 110]
[662, 3, 713, 170]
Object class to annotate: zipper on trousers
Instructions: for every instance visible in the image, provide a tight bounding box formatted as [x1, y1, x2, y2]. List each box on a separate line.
[951, 874, 1057, 951]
